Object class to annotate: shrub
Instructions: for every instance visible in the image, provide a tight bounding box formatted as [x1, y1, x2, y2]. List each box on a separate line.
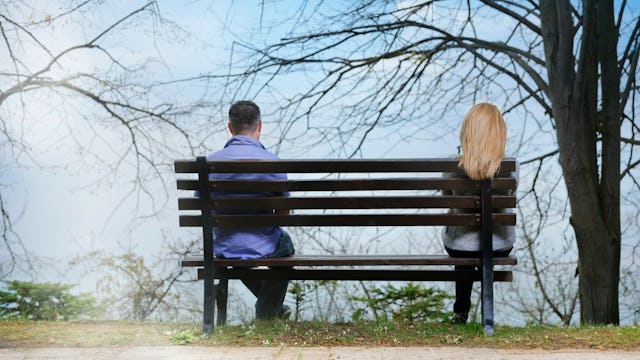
[0, 280, 98, 320]
[350, 282, 452, 322]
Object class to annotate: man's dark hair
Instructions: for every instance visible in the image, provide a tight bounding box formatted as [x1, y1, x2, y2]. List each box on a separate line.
[229, 100, 261, 134]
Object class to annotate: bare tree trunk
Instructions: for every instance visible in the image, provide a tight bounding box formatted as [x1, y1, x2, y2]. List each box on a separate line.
[593, 0, 621, 324]
[541, 0, 620, 324]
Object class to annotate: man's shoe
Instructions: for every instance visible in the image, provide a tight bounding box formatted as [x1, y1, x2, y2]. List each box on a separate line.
[450, 312, 468, 324]
[278, 305, 292, 320]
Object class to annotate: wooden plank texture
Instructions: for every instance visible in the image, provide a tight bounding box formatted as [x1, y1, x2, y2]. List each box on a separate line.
[175, 158, 517, 174]
[181, 254, 518, 267]
[195, 268, 514, 282]
[176, 177, 517, 192]
[179, 213, 516, 227]
[178, 195, 516, 211]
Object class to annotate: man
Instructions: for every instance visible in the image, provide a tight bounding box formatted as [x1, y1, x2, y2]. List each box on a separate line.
[207, 100, 294, 320]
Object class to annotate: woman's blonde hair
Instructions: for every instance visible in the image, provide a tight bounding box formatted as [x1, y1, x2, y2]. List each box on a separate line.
[458, 103, 507, 180]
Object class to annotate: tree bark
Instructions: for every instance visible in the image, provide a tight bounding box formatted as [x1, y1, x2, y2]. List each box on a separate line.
[593, 0, 621, 324]
[540, 0, 620, 324]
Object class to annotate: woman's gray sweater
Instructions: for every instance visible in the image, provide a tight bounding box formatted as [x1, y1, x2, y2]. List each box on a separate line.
[441, 166, 517, 253]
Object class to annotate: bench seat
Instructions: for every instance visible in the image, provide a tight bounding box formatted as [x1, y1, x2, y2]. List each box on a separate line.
[182, 254, 518, 267]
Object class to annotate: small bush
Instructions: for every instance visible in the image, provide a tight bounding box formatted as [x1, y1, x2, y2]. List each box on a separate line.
[0, 280, 98, 320]
[350, 282, 452, 322]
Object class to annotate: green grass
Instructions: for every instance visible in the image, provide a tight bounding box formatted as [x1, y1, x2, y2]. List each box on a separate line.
[203, 320, 640, 350]
[1, 319, 639, 350]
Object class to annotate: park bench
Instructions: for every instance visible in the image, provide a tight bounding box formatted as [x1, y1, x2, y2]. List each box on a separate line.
[175, 157, 518, 336]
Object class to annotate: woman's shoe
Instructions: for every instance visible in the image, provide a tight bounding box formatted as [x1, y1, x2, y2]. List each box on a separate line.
[450, 312, 468, 324]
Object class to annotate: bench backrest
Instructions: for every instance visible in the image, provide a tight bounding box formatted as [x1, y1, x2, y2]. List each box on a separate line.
[176, 158, 516, 231]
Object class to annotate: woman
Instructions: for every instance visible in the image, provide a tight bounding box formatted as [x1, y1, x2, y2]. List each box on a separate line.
[442, 102, 516, 324]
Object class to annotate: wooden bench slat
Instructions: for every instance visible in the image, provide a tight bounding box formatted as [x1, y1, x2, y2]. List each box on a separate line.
[177, 178, 517, 192]
[179, 213, 516, 227]
[175, 158, 517, 174]
[196, 268, 514, 282]
[181, 254, 518, 267]
[178, 195, 516, 211]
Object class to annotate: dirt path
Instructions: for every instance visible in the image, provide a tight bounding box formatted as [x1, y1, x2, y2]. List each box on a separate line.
[1, 346, 639, 360]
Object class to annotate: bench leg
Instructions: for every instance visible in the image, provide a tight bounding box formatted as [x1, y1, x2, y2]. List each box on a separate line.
[203, 278, 215, 334]
[216, 279, 228, 326]
[481, 262, 495, 336]
[479, 178, 495, 336]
